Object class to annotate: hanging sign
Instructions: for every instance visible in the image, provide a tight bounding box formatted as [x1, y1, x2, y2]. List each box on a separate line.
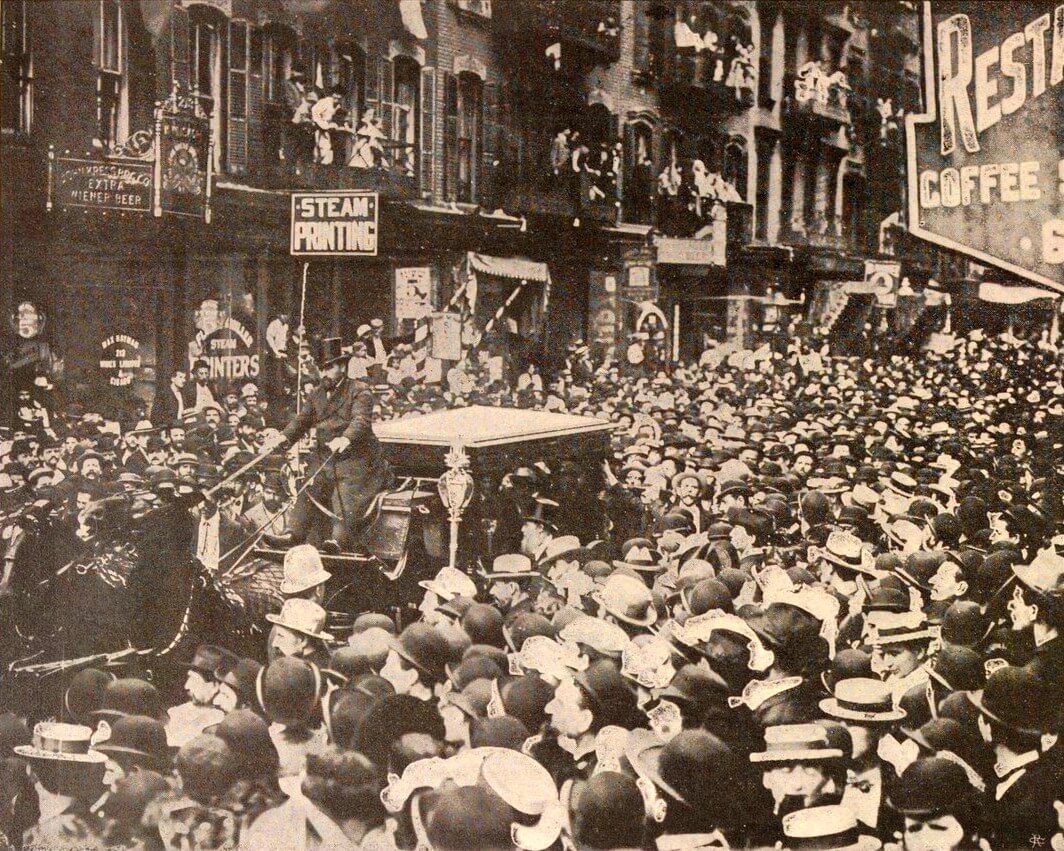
[906, 2, 1063, 291]
[395, 267, 433, 320]
[430, 312, 463, 361]
[50, 158, 153, 212]
[290, 191, 379, 256]
[157, 91, 211, 221]
[865, 260, 901, 307]
[99, 334, 143, 386]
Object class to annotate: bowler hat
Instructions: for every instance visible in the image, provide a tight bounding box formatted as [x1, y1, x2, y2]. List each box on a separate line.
[355, 694, 444, 766]
[256, 658, 323, 728]
[175, 734, 238, 804]
[95, 714, 170, 771]
[926, 644, 985, 692]
[888, 756, 978, 818]
[969, 664, 1055, 735]
[210, 709, 278, 780]
[389, 623, 451, 683]
[570, 771, 646, 851]
[63, 668, 116, 723]
[574, 660, 638, 727]
[94, 678, 168, 723]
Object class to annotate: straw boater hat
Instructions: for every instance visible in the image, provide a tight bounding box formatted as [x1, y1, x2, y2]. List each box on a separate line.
[483, 552, 537, 580]
[265, 598, 334, 642]
[820, 531, 879, 577]
[15, 722, 107, 764]
[865, 610, 936, 646]
[819, 678, 906, 723]
[782, 805, 882, 851]
[749, 723, 845, 763]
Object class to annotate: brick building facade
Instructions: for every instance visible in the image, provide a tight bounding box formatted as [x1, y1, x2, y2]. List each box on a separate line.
[1, 0, 959, 415]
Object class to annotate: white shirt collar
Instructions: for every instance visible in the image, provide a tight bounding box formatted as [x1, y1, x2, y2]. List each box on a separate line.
[994, 748, 1039, 779]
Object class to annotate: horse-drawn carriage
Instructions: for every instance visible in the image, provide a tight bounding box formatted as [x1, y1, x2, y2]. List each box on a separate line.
[0, 406, 612, 714]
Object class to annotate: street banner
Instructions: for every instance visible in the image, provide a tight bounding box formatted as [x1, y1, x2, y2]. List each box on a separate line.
[290, 191, 379, 256]
[906, 2, 1063, 290]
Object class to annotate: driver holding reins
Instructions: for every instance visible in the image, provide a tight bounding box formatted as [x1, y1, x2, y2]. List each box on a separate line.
[263, 337, 392, 553]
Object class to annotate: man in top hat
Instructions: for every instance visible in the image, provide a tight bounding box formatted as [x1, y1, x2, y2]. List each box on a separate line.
[522, 495, 561, 564]
[264, 337, 392, 552]
[165, 644, 227, 748]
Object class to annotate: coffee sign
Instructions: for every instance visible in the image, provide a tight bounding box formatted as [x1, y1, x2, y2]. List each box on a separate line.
[906, 2, 1063, 290]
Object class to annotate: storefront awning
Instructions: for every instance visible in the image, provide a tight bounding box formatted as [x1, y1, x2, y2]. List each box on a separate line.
[468, 253, 550, 284]
[978, 282, 1060, 304]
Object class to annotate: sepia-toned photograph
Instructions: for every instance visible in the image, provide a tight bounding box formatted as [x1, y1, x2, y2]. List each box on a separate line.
[0, 0, 1062, 848]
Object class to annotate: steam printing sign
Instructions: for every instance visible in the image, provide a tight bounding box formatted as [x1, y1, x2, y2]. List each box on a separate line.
[906, 2, 1064, 290]
[290, 191, 379, 256]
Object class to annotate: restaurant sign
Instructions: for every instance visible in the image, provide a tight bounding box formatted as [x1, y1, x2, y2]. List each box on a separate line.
[906, 2, 1064, 290]
[49, 157, 153, 213]
[290, 191, 379, 256]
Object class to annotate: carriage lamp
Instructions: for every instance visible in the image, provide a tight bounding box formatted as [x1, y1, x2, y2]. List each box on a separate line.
[438, 444, 474, 570]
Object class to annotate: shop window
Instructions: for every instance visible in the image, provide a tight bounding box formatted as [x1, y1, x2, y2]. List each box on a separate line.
[391, 57, 420, 177]
[2, 0, 31, 135]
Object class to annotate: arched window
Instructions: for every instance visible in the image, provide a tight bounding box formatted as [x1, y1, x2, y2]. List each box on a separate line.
[723, 136, 748, 201]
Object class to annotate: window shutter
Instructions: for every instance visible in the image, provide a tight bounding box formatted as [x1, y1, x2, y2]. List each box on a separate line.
[171, 4, 190, 91]
[633, 5, 650, 72]
[419, 66, 436, 198]
[227, 20, 249, 173]
[379, 57, 393, 142]
[442, 72, 458, 202]
[365, 49, 379, 108]
[480, 80, 498, 209]
[247, 27, 264, 173]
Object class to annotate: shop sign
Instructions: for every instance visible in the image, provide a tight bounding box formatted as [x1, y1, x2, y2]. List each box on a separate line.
[50, 158, 153, 212]
[187, 299, 259, 381]
[158, 96, 211, 220]
[623, 264, 658, 303]
[395, 267, 433, 320]
[430, 312, 463, 361]
[588, 271, 619, 347]
[99, 334, 142, 387]
[655, 235, 725, 267]
[865, 260, 901, 307]
[290, 191, 379, 256]
[906, 2, 1063, 290]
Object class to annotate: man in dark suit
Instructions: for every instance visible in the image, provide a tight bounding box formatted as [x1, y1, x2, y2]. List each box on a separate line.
[151, 369, 197, 425]
[264, 338, 391, 552]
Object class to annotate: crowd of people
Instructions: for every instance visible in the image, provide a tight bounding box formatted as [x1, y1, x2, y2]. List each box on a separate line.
[1, 321, 1063, 851]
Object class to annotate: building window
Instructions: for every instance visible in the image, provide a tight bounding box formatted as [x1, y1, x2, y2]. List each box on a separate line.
[391, 57, 420, 177]
[723, 136, 748, 202]
[334, 43, 365, 164]
[1, 0, 31, 135]
[264, 26, 295, 104]
[190, 7, 226, 170]
[96, 0, 126, 148]
[754, 131, 774, 241]
[623, 120, 655, 224]
[443, 71, 478, 200]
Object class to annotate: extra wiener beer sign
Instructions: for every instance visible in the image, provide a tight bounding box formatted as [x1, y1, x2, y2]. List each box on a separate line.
[906, 3, 1063, 290]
